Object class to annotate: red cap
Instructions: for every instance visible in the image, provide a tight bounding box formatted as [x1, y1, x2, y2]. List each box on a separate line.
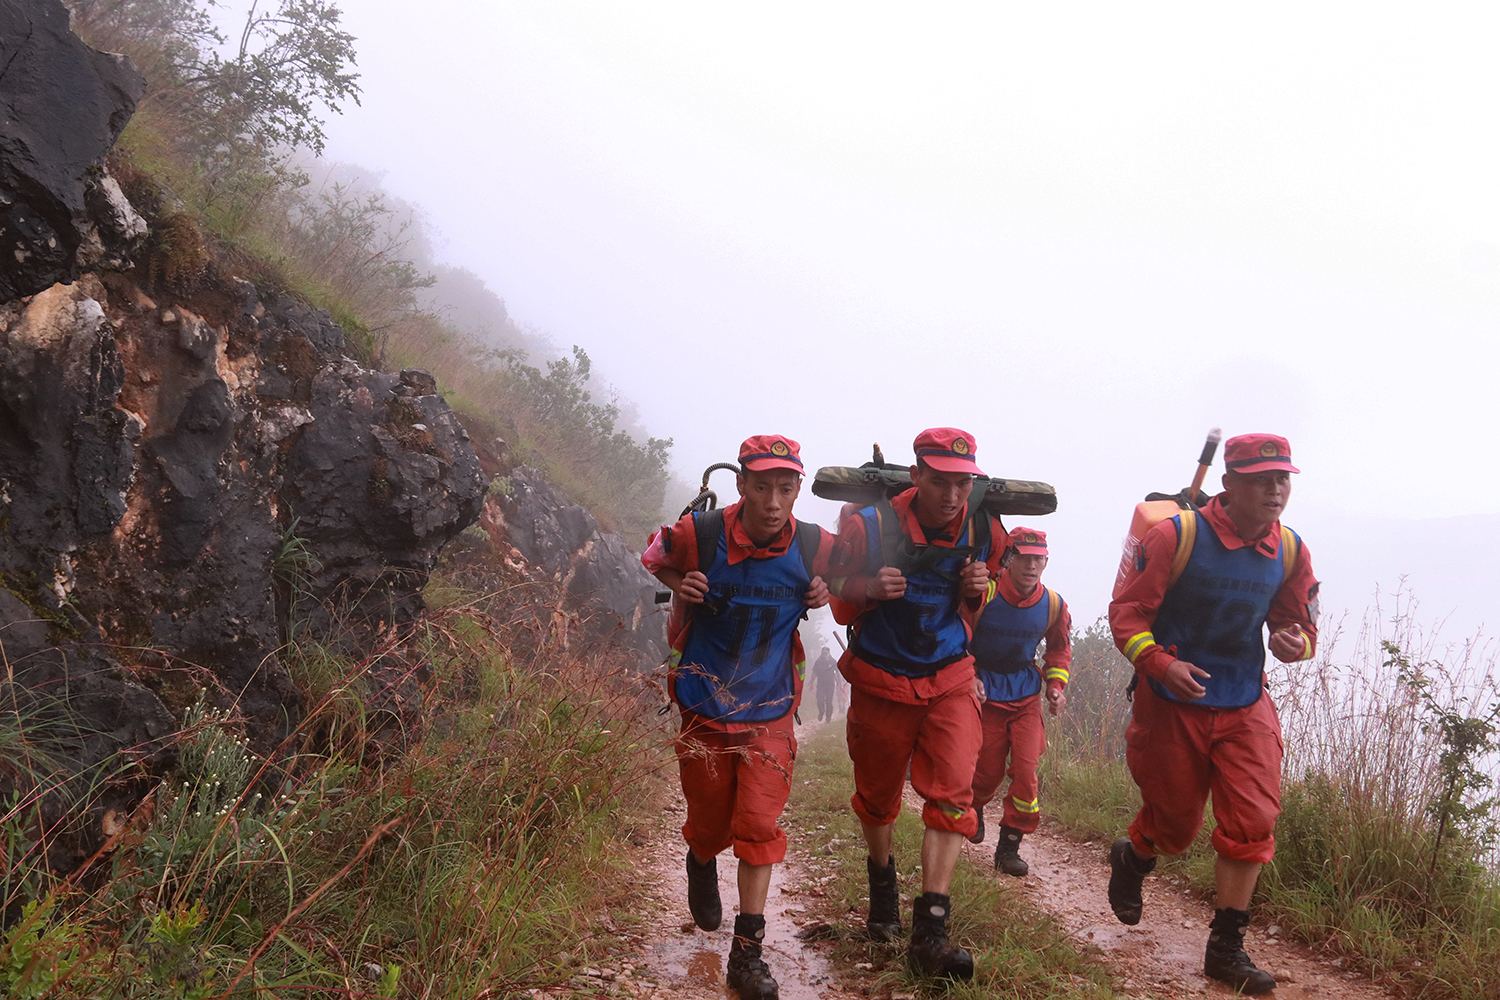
[739, 434, 805, 474]
[913, 427, 984, 476]
[1008, 527, 1048, 555]
[1224, 433, 1300, 474]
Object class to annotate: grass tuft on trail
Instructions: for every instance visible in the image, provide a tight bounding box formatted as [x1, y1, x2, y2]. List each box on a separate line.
[784, 721, 1110, 999]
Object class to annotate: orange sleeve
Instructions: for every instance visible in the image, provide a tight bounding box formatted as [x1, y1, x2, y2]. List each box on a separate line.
[1107, 518, 1181, 683]
[1268, 535, 1320, 660]
[1042, 596, 1073, 689]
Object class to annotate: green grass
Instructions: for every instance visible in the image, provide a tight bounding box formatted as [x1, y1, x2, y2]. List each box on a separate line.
[783, 722, 1111, 998]
[1040, 619, 1500, 1000]
[0, 597, 670, 998]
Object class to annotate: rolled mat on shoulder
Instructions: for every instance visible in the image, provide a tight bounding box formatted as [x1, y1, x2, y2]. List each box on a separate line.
[811, 464, 1057, 517]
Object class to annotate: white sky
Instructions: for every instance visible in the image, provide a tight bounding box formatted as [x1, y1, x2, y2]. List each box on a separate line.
[317, 1, 1500, 634]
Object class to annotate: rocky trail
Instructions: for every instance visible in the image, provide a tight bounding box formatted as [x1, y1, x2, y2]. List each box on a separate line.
[959, 826, 1398, 1000]
[543, 721, 1399, 1000]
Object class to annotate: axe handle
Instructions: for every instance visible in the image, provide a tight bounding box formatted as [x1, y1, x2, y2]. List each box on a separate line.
[1187, 428, 1222, 496]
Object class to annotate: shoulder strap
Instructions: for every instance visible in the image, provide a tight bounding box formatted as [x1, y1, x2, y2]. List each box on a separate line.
[693, 508, 725, 574]
[1167, 511, 1197, 589]
[794, 519, 821, 577]
[1280, 525, 1299, 576]
[873, 498, 903, 570]
[967, 505, 992, 556]
[1046, 588, 1061, 629]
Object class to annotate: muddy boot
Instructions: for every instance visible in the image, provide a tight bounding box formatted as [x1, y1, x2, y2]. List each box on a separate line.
[908, 892, 974, 981]
[1107, 837, 1156, 925]
[725, 914, 779, 1000]
[1204, 908, 1276, 995]
[994, 826, 1029, 877]
[685, 850, 722, 931]
[865, 854, 902, 942]
[967, 806, 985, 845]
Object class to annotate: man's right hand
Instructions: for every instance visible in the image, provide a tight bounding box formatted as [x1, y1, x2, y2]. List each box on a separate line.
[674, 570, 710, 604]
[865, 566, 907, 601]
[1161, 658, 1210, 701]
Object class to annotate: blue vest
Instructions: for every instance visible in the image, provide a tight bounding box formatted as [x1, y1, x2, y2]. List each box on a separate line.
[1150, 515, 1294, 708]
[849, 506, 986, 678]
[972, 587, 1052, 703]
[673, 516, 810, 722]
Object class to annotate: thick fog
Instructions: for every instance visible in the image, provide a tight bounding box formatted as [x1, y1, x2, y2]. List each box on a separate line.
[316, 2, 1499, 640]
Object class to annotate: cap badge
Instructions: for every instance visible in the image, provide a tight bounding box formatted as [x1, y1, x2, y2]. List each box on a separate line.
[1024, 533, 1039, 543]
[770, 440, 790, 457]
[952, 437, 970, 455]
[1260, 441, 1279, 458]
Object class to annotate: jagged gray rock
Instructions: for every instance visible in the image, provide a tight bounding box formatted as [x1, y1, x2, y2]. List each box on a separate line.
[499, 466, 668, 664]
[0, 0, 148, 299]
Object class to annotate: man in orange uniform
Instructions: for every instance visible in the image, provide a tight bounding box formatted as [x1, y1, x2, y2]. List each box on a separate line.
[1107, 433, 1320, 995]
[966, 527, 1072, 877]
[643, 434, 839, 1000]
[830, 427, 1003, 981]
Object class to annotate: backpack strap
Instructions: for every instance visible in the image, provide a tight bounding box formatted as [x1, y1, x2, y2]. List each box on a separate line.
[1166, 511, 1197, 589]
[872, 498, 905, 571]
[794, 518, 822, 578]
[1046, 588, 1061, 630]
[693, 508, 725, 574]
[1281, 525, 1299, 577]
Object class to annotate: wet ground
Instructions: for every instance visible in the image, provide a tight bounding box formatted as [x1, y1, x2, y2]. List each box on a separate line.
[961, 821, 1400, 1000]
[565, 720, 1400, 1000]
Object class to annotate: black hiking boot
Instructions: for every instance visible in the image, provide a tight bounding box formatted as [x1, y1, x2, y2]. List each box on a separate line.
[967, 806, 985, 844]
[685, 850, 722, 931]
[908, 892, 974, 981]
[725, 914, 779, 1000]
[995, 826, 1029, 877]
[1204, 908, 1277, 995]
[1107, 837, 1156, 925]
[866, 854, 902, 942]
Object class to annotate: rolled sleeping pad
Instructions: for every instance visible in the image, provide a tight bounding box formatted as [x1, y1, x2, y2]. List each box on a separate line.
[811, 464, 1057, 517]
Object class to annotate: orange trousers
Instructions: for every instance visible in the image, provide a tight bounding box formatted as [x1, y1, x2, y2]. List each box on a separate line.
[970, 695, 1045, 833]
[845, 684, 982, 837]
[675, 710, 796, 866]
[1125, 680, 1283, 863]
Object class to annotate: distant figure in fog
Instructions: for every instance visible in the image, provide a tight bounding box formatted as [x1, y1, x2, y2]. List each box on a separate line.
[812, 646, 838, 722]
[966, 527, 1072, 879]
[642, 434, 837, 1000]
[1107, 433, 1320, 995]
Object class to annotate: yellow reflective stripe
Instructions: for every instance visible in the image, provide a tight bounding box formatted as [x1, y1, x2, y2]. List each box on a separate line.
[667, 648, 683, 667]
[1044, 666, 1070, 683]
[1123, 631, 1156, 663]
[796, 658, 807, 679]
[1298, 633, 1314, 660]
[985, 579, 998, 601]
[1011, 795, 1040, 813]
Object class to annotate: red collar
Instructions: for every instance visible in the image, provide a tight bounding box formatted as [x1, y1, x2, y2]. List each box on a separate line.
[723, 501, 797, 565]
[1201, 494, 1282, 559]
[997, 567, 1045, 607]
[891, 488, 968, 546]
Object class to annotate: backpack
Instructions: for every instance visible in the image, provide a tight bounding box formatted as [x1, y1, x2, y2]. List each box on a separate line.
[869, 497, 992, 581]
[692, 508, 822, 578]
[1166, 511, 1300, 588]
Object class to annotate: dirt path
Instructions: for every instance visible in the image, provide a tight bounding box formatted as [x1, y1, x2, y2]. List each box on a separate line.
[593, 718, 858, 1000]
[960, 823, 1400, 1000]
[600, 722, 1401, 1000]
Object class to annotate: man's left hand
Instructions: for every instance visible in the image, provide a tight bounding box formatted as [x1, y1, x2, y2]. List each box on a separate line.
[1046, 686, 1066, 717]
[959, 557, 990, 599]
[1269, 623, 1308, 662]
[804, 576, 831, 609]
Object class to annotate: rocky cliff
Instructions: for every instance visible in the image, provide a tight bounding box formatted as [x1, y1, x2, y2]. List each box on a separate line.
[0, 0, 666, 866]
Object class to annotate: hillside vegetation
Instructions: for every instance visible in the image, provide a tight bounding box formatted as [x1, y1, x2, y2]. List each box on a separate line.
[68, 0, 674, 542]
